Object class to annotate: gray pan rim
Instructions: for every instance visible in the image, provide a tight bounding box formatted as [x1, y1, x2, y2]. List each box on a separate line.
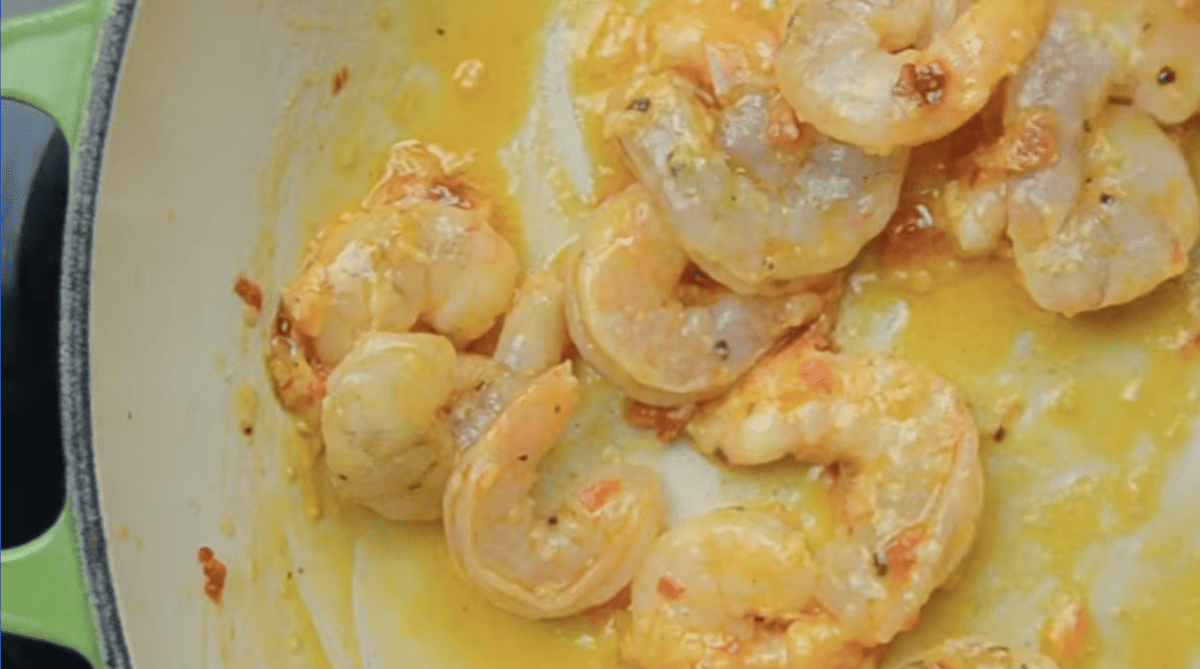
[60, 0, 137, 667]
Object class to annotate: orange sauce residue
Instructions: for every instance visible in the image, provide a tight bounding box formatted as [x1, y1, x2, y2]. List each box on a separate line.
[580, 479, 623, 512]
[198, 546, 228, 606]
[623, 399, 698, 442]
[233, 275, 264, 314]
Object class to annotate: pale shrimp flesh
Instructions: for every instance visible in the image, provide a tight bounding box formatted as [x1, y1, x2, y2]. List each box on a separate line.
[449, 266, 571, 449]
[624, 340, 984, 668]
[940, 4, 1200, 313]
[492, 264, 569, 374]
[896, 636, 1060, 669]
[443, 363, 667, 618]
[566, 185, 828, 408]
[321, 332, 460, 521]
[281, 202, 519, 365]
[360, 138, 479, 211]
[605, 73, 909, 294]
[266, 141, 518, 420]
[1129, 0, 1200, 125]
[1007, 103, 1199, 315]
[776, 0, 1050, 155]
[321, 270, 569, 521]
[942, 4, 1120, 257]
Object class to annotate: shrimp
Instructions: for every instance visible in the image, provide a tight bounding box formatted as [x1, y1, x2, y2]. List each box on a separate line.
[940, 4, 1200, 313]
[281, 202, 519, 365]
[1007, 104, 1199, 315]
[941, 3, 1121, 257]
[322, 332, 460, 521]
[605, 73, 909, 294]
[492, 265, 568, 374]
[565, 185, 829, 408]
[443, 363, 667, 618]
[321, 269, 569, 521]
[1128, 0, 1200, 125]
[775, 0, 1050, 155]
[623, 340, 984, 668]
[896, 636, 1060, 669]
[449, 266, 571, 449]
[360, 138, 479, 211]
[266, 141, 518, 420]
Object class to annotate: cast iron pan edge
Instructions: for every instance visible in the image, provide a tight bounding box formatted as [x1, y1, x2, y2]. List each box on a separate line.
[60, 0, 137, 667]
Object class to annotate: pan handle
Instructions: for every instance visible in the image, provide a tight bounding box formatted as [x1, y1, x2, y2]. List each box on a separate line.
[2, 2, 111, 667]
[1, 509, 104, 667]
[1, 0, 108, 146]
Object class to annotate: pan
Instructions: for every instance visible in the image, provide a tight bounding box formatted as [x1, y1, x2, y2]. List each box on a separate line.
[2, 0, 1199, 667]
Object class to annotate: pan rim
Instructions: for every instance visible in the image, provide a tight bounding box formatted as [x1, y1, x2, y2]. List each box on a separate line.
[59, 0, 137, 666]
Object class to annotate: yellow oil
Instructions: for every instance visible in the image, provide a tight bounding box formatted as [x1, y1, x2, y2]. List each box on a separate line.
[841, 250, 1200, 667]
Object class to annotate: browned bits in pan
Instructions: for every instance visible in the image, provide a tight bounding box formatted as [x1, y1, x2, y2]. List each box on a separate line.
[624, 399, 698, 443]
[197, 546, 228, 605]
[233, 274, 264, 314]
[332, 65, 350, 95]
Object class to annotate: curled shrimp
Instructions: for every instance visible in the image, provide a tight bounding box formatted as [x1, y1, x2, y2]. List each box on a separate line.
[321, 332, 459, 521]
[266, 141, 519, 420]
[443, 363, 667, 618]
[605, 73, 909, 294]
[775, 0, 1050, 155]
[623, 340, 984, 668]
[941, 5, 1200, 312]
[281, 202, 519, 365]
[897, 636, 1060, 669]
[321, 269, 569, 521]
[566, 185, 829, 408]
[1007, 104, 1199, 315]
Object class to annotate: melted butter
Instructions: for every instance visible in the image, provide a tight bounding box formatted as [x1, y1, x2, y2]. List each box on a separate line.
[380, 0, 558, 246]
[263, 0, 556, 261]
[1122, 531, 1200, 666]
[351, 519, 621, 669]
[840, 251, 1200, 667]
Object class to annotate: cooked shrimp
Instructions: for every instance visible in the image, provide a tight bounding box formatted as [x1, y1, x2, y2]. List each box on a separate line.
[605, 73, 908, 294]
[321, 270, 569, 521]
[1129, 0, 1200, 125]
[623, 341, 984, 668]
[940, 4, 1200, 311]
[776, 0, 1050, 155]
[896, 636, 1060, 669]
[360, 138, 478, 211]
[1008, 104, 1200, 315]
[624, 509, 833, 668]
[265, 140, 518, 421]
[450, 266, 571, 449]
[443, 363, 667, 618]
[941, 3, 1121, 257]
[281, 202, 519, 365]
[322, 332, 459, 521]
[566, 185, 828, 408]
[493, 264, 568, 374]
